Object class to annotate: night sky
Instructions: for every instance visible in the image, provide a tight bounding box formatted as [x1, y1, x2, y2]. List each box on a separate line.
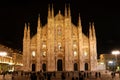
[0, 0, 120, 56]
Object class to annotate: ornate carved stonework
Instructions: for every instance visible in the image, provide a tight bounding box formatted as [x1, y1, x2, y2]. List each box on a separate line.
[22, 5, 97, 72]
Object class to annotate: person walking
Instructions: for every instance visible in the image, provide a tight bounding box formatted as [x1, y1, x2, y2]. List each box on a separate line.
[98, 72, 101, 78]
[95, 72, 98, 78]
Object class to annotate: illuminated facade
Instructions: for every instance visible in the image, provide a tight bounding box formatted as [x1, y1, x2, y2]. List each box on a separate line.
[23, 5, 97, 72]
[0, 44, 23, 72]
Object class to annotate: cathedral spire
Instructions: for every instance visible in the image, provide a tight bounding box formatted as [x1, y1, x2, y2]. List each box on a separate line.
[78, 13, 82, 26]
[24, 23, 27, 39]
[65, 4, 67, 17]
[27, 23, 30, 40]
[68, 4, 71, 17]
[89, 22, 92, 40]
[37, 14, 41, 37]
[92, 22, 96, 40]
[37, 14, 41, 30]
[78, 13, 82, 35]
[48, 4, 51, 18]
[51, 4, 54, 18]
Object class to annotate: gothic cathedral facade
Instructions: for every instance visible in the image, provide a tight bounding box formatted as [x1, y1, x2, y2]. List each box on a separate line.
[23, 5, 97, 72]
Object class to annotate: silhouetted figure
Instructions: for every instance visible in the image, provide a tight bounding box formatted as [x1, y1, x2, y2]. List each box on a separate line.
[47, 72, 51, 80]
[53, 72, 56, 77]
[30, 73, 37, 80]
[68, 72, 69, 77]
[98, 72, 101, 78]
[76, 77, 78, 80]
[95, 72, 98, 78]
[61, 72, 65, 80]
[89, 72, 92, 77]
[3, 72, 5, 80]
[72, 76, 74, 80]
[84, 72, 86, 78]
[39, 72, 44, 80]
[12, 73, 14, 80]
[111, 72, 114, 78]
[79, 75, 83, 80]
[79, 72, 81, 77]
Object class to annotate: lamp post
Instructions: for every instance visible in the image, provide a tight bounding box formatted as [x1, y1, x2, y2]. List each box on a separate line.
[112, 50, 120, 71]
[108, 61, 113, 71]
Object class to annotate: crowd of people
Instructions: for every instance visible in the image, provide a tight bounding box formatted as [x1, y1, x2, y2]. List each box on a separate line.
[26, 71, 101, 80]
[1, 70, 120, 80]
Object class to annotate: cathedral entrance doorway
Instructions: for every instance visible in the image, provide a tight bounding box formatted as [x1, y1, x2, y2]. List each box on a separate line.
[85, 63, 88, 71]
[74, 63, 78, 71]
[42, 63, 46, 71]
[32, 64, 36, 71]
[57, 59, 63, 71]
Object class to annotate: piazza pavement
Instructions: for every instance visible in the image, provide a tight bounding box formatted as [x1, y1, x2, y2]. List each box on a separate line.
[0, 71, 120, 80]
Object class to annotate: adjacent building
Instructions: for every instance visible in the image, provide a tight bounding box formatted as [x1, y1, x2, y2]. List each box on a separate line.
[22, 5, 97, 72]
[0, 44, 23, 73]
[99, 54, 120, 71]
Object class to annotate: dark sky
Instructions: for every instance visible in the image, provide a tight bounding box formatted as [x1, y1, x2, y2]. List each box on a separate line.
[0, 0, 120, 56]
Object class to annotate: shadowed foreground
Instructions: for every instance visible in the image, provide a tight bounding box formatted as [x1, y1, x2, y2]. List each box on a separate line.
[0, 71, 120, 80]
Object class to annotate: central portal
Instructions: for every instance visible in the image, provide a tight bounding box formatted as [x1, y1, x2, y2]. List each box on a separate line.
[57, 59, 63, 71]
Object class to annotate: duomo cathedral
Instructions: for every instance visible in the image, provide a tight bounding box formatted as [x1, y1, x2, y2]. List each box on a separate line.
[22, 5, 97, 72]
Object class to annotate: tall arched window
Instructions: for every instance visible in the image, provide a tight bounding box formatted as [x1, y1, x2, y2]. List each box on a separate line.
[42, 63, 46, 71]
[32, 64, 36, 71]
[85, 63, 88, 71]
[74, 63, 78, 71]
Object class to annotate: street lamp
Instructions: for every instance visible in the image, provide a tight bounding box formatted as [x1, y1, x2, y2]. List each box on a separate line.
[112, 50, 120, 71]
[108, 61, 113, 71]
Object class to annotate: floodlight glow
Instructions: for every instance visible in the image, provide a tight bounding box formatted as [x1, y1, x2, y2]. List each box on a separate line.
[0, 52, 7, 56]
[74, 51, 77, 56]
[32, 51, 35, 57]
[42, 44, 46, 48]
[108, 61, 113, 64]
[84, 51, 87, 56]
[100, 62, 104, 64]
[112, 50, 120, 55]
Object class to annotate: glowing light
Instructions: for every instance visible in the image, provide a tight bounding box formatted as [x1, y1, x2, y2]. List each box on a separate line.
[43, 51, 46, 57]
[16, 63, 23, 66]
[117, 66, 120, 70]
[32, 51, 36, 57]
[84, 51, 87, 56]
[112, 50, 120, 55]
[8, 62, 14, 65]
[58, 43, 61, 50]
[0, 52, 7, 56]
[42, 44, 46, 48]
[74, 51, 77, 56]
[108, 61, 113, 64]
[100, 62, 104, 64]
